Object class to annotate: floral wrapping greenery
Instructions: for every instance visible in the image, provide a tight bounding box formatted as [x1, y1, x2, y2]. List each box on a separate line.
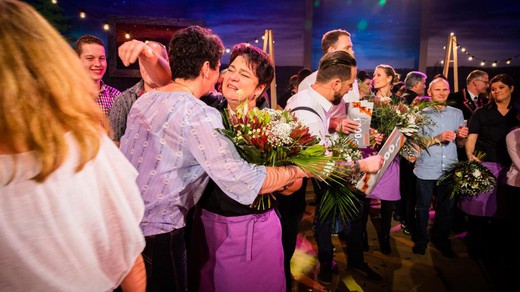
[437, 152, 497, 199]
[218, 104, 335, 210]
[316, 132, 365, 229]
[369, 96, 435, 160]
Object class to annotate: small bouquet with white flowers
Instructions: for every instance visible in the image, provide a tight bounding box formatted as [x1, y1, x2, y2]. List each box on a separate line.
[437, 152, 497, 199]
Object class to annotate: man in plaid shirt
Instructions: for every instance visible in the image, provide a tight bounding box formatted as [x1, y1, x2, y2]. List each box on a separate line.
[74, 35, 120, 117]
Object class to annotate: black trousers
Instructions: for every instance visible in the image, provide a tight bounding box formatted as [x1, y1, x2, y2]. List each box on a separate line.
[399, 157, 416, 232]
[313, 180, 365, 268]
[142, 229, 187, 292]
[276, 178, 308, 292]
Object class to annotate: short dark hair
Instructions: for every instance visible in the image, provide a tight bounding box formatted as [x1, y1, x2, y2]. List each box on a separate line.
[168, 26, 224, 80]
[404, 71, 427, 89]
[288, 74, 298, 89]
[357, 70, 371, 82]
[321, 29, 351, 55]
[489, 73, 515, 108]
[296, 68, 312, 86]
[230, 43, 274, 88]
[316, 51, 357, 83]
[74, 35, 104, 55]
[391, 81, 405, 94]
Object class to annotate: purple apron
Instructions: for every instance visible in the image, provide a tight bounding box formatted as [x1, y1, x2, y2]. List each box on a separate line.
[459, 162, 504, 217]
[199, 208, 285, 292]
[368, 157, 401, 201]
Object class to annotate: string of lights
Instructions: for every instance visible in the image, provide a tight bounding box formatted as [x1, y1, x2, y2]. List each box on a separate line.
[47, 0, 269, 54]
[441, 33, 519, 67]
[48, 0, 110, 31]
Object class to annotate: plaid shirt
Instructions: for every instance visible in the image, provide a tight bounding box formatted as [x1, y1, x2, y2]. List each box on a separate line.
[97, 80, 121, 117]
[109, 80, 144, 141]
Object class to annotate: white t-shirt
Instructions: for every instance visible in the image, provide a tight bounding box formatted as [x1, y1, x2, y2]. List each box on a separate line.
[0, 134, 145, 291]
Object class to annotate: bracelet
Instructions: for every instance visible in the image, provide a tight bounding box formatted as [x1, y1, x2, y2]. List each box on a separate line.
[354, 160, 361, 173]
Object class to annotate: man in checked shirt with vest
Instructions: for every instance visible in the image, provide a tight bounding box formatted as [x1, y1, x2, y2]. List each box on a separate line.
[74, 35, 120, 117]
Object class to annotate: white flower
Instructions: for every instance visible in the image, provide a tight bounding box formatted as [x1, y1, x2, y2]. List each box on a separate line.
[472, 169, 481, 178]
[267, 121, 294, 146]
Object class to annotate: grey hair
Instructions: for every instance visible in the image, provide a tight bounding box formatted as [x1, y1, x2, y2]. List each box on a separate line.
[466, 70, 488, 83]
[404, 71, 427, 89]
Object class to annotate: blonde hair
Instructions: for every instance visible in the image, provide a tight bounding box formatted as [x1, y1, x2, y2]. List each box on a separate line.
[0, 0, 106, 183]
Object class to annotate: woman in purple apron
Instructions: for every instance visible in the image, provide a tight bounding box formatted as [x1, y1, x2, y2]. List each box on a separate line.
[190, 43, 296, 292]
[463, 74, 519, 259]
[361, 64, 401, 255]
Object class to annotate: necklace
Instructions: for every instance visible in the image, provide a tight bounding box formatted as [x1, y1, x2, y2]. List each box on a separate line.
[172, 80, 195, 96]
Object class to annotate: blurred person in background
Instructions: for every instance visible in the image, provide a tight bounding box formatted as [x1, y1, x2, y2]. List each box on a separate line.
[0, 1, 146, 291]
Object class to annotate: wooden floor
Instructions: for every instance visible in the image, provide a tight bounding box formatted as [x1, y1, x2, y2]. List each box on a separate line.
[288, 185, 493, 292]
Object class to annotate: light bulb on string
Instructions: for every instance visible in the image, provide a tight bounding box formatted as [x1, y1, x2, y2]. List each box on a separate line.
[480, 61, 485, 66]
[254, 38, 259, 43]
[506, 59, 511, 64]
[225, 47, 231, 54]
[103, 23, 110, 31]
[461, 47, 466, 52]
[80, 10, 86, 19]
[52, 0, 58, 4]
[468, 56, 474, 61]
[492, 61, 497, 67]
[125, 32, 131, 40]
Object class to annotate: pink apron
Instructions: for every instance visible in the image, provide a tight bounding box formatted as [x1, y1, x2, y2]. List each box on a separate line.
[199, 208, 285, 292]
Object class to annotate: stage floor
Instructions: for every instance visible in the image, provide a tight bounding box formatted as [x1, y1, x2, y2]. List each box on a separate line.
[288, 183, 495, 292]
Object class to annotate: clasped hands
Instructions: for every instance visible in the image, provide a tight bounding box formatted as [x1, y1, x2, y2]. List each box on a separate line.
[437, 125, 468, 143]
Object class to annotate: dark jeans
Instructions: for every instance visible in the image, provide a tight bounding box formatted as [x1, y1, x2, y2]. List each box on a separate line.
[313, 180, 364, 268]
[414, 178, 454, 247]
[142, 228, 187, 292]
[399, 157, 416, 231]
[276, 178, 308, 292]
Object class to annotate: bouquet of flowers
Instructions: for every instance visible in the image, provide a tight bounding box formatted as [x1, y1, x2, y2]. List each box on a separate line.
[219, 103, 334, 210]
[369, 96, 435, 160]
[437, 152, 497, 199]
[316, 133, 365, 227]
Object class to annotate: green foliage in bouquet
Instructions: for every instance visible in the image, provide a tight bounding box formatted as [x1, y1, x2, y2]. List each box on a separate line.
[437, 152, 497, 199]
[218, 104, 335, 210]
[369, 96, 436, 160]
[316, 133, 364, 226]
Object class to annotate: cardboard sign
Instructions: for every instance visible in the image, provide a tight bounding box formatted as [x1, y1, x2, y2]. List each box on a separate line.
[347, 101, 373, 147]
[356, 127, 406, 195]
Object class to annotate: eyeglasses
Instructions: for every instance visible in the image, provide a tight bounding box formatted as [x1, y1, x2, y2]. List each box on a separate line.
[474, 79, 489, 85]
